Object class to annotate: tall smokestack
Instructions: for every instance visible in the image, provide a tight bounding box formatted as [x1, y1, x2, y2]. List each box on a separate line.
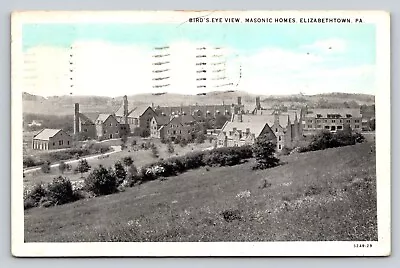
[74, 103, 80, 134]
[237, 96, 242, 106]
[256, 96, 261, 110]
[123, 95, 128, 124]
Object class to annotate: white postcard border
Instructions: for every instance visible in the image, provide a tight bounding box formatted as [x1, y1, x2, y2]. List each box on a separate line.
[11, 10, 391, 257]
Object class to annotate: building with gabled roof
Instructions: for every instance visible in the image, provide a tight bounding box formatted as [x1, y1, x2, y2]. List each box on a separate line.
[150, 114, 199, 142]
[217, 116, 276, 148]
[32, 128, 72, 150]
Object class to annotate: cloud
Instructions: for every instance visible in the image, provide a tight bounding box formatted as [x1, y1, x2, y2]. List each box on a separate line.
[301, 38, 347, 54]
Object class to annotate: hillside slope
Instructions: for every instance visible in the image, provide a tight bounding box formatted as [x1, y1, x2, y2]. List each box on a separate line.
[24, 142, 377, 242]
[22, 91, 375, 115]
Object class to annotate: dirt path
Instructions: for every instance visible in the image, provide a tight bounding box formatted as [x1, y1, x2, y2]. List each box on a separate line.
[23, 146, 122, 174]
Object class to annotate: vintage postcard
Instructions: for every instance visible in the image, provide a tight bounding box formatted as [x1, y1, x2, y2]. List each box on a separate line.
[11, 11, 390, 257]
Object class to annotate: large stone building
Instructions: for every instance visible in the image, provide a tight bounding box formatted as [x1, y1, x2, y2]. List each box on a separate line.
[153, 96, 244, 123]
[302, 108, 362, 134]
[73, 102, 129, 140]
[114, 96, 158, 133]
[32, 129, 72, 150]
[217, 105, 304, 152]
[150, 114, 199, 141]
[217, 114, 276, 148]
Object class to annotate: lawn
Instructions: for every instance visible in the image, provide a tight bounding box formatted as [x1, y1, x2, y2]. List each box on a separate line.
[24, 142, 377, 242]
[23, 139, 214, 187]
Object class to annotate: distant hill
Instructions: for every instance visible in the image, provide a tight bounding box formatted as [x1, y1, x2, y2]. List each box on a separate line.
[22, 90, 375, 115]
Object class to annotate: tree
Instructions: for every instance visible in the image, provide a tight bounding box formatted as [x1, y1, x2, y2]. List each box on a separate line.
[114, 161, 127, 185]
[75, 159, 91, 174]
[120, 135, 128, 150]
[215, 114, 229, 129]
[126, 164, 140, 186]
[167, 142, 175, 154]
[41, 161, 51, 174]
[179, 138, 188, 147]
[58, 161, 70, 174]
[151, 146, 159, 158]
[369, 119, 376, 131]
[195, 132, 206, 144]
[122, 156, 134, 167]
[252, 135, 279, 170]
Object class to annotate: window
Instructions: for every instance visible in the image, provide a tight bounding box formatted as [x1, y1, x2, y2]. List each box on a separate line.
[324, 120, 327, 123]
[308, 119, 313, 123]
[325, 126, 330, 129]
[275, 128, 278, 132]
[53, 142, 55, 146]
[332, 120, 336, 123]
[355, 125, 360, 128]
[84, 129, 87, 132]
[308, 125, 312, 128]
[278, 136, 282, 141]
[116, 130, 119, 134]
[59, 140, 62, 145]
[110, 123, 112, 126]
[346, 119, 351, 123]
[278, 144, 281, 150]
[317, 125, 322, 128]
[316, 119, 321, 123]
[355, 119, 360, 123]
[339, 120, 343, 123]
[337, 126, 343, 130]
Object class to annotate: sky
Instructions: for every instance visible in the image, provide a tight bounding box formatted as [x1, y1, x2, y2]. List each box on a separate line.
[21, 22, 376, 97]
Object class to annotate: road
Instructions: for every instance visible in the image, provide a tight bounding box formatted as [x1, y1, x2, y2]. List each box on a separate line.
[23, 146, 122, 174]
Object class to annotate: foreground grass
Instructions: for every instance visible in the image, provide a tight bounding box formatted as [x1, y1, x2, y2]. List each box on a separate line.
[24, 142, 377, 242]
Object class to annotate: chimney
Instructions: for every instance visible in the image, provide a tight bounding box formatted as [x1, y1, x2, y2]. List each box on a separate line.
[237, 96, 242, 106]
[237, 114, 243, 122]
[256, 96, 261, 110]
[123, 95, 128, 124]
[74, 103, 80, 134]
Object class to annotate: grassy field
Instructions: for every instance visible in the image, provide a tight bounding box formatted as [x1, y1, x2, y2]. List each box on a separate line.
[23, 139, 214, 187]
[24, 141, 377, 242]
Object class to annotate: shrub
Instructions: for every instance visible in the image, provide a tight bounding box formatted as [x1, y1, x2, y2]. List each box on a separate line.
[41, 161, 51, 173]
[181, 151, 205, 169]
[252, 135, 280, 170]
[131, 139, 137, 147]
[114, 161, 127, 185]
[75, 159, 91, 174]
[46, 176, 75, 205]
[279, 147, 292, 156]
[24, 183, 47, 209]
[173, 136, 181, 144]
[23, 156, 41, 168]
[301, 130, 366, 153]
[84, 165, 118, 196]
[167, 142, 174, 154]
[195, 132, 206, 144]
[122, 156, 134, 167]
[179, 138, 188, 147]
[151, 146, 159, 158]
[203, 146, 252, 167]
[125, 164, 140, 187]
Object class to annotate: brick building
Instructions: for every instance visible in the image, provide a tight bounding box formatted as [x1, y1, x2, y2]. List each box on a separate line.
[302, 108, 362, 134]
